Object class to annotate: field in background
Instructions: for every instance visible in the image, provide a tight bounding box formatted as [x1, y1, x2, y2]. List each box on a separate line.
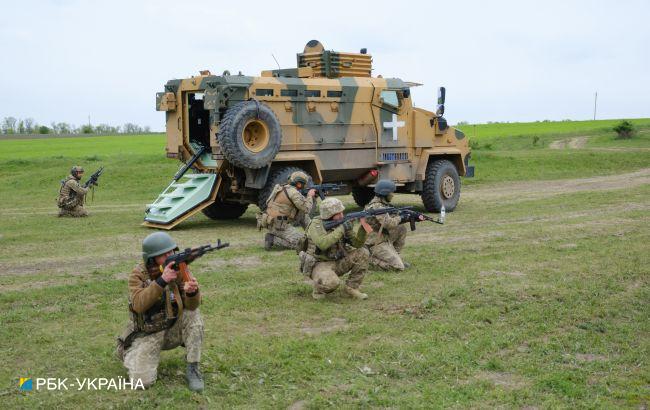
[0, 120, 648, 408]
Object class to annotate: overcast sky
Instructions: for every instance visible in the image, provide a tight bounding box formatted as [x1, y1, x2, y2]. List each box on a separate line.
[1, 0, 648, 130]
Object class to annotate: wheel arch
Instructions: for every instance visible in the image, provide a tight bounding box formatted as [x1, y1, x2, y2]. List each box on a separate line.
[269, 153, 323, 184]
[416, 148, 466, 180]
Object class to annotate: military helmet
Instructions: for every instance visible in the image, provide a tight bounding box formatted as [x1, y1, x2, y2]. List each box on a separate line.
[142, 232, 178, 263]
[374, 179, 396, 196]
[289, 171, 309, 186]
[320, 197, 345, 219]
[70, 165, 84, 175]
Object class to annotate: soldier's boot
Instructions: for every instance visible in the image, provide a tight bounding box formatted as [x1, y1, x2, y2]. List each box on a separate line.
[264, 233, 274, 251]
[343, 285, 368, 300]
[312, 290, 326, 300]
[186, 362, 204, 392]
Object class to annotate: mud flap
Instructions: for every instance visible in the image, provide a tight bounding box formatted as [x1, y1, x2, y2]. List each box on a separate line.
[142, 173, 220, 230]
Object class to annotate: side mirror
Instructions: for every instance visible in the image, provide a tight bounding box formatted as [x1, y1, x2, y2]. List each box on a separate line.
[402, 88, 411, 98]
[437, 87, 446, 104]
[436, 104, 445, 116]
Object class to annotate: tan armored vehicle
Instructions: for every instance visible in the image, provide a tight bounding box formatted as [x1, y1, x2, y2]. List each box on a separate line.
[145, 40, 473, 229]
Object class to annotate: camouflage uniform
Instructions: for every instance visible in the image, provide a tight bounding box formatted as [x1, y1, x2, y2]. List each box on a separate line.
[117, 263, 203, 388]
[364, 196, 407, 270]
[262, 183, 314, 250]
[57, 175, 89, 217]
[301, 202, 369, 298]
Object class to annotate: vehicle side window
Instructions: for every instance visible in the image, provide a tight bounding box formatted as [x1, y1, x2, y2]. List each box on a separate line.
[380, 90, 400, 108]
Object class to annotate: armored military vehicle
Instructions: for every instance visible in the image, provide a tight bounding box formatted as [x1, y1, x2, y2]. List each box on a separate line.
[144, 40, 473, 229]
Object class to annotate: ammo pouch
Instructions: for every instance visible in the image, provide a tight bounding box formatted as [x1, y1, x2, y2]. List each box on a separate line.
[299, 251, 317, 276]
[272, 215, 290, 230]
[256, 212, 269, 230]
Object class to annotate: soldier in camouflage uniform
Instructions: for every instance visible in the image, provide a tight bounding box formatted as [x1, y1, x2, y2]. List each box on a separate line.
[116, 232, 205, 391]
[299, 197, 373, 300]
[364, 180, 423, 270]
[259, 171, 316, 251]
[57, 166, 92, 217]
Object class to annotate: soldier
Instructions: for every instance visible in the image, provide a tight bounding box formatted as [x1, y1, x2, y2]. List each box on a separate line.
[260, 171, 316, 251]
[364, 180, 423, 271]
[57, 166, 93, 217]
[116, 232, 205, 391]
[299, 197, 373, 300]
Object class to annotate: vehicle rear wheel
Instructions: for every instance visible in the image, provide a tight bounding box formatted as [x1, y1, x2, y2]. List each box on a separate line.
[352, 186, 374, 207]
[202, 198, 248, 220]
[218, 100, 282, 169]
[257, 166, 313, 211]
[421, 159, 460, 212]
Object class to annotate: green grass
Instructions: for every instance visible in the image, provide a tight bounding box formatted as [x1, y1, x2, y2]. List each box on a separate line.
[0, 121, 648, 408]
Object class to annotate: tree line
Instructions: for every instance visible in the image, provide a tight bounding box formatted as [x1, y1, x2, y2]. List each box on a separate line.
[1, 116, 152, 135]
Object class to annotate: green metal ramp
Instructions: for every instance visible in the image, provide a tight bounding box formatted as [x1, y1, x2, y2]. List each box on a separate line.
[143, 173, 219, 230]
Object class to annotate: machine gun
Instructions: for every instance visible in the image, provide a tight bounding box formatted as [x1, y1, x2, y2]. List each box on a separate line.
[301, 183, 346, 200]
[322, 206, 412, 231]
[164, 239, 230, 282]
[83, 166, 104, 188]
[399, 206, 445, 231]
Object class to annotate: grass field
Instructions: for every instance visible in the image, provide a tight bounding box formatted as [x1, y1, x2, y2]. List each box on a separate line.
[0, 120, 649, 408]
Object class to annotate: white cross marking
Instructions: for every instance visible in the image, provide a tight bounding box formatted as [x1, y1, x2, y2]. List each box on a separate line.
[383, 113, 405, 141]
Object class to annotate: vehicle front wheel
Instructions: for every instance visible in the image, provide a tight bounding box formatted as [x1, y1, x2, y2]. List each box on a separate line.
[421, 159, 460, 212]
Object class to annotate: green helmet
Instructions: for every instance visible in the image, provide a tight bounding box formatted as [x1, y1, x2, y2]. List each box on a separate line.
[142, 232, 178, 263]
[289, 171, 309, 186]
[374, 179, 396, 196]
[320, 197, 345, 219]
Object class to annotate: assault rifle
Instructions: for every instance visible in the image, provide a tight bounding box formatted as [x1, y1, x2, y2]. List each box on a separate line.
[83, 166, 104, 188]
[322, 206, 412, 231]
[399, 206, 445, 231]
[301, 183, 346, 200]
[164, 239, 230, 282]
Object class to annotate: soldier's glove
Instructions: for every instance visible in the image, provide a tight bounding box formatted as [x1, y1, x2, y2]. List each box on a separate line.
[342, 220, 354, 232]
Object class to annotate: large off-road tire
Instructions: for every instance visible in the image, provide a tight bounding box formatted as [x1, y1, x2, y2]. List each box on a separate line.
[218, 100, 282, 169]
[257, 166, 312, 211]
[352, 186, 374, 207]
[202, 198, 248, 220]
[421, 159, 461, 212]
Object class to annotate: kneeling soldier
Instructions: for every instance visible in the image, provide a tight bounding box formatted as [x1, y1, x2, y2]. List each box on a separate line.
[116, 232, 205, 391]
[364, 180, 422, 270]
[260, 171, 316, 251]
[300, 197, 373, 300]
[57, 165, 91, 217]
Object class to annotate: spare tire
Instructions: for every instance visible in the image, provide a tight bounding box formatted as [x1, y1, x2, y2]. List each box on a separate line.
[218, 100, 282, 169]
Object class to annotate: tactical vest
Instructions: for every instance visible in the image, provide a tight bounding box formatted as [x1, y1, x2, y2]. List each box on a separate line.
[266, 184, 299, 220]
[130, 269, 184, 334]
[364, 197, 391, 245]
[57, 176, 83, 208]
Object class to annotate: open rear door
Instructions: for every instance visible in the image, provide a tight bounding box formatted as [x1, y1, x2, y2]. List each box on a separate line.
[142, 173, 221, 230]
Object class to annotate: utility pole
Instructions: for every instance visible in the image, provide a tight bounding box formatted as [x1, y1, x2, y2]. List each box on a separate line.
[593, 92, 598, 121]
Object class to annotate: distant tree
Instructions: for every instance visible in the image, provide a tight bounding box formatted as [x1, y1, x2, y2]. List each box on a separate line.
[38, 125, 50, 134]
[81, 124, 94, 134]
[123, 123, 143, 134]
[2, 117, 17, 134]
[456, 121, 469, 126]
[613, 120, 635, 139]
[24, 118, 35, 133]
[18, 120, 25, 134]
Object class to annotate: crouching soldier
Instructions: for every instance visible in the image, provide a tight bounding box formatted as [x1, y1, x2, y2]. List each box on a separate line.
[364, 180, 423, 270]
[116, 232, 205, 391]
[299, 197, 373, 300]
[259, 171, 316, 251]
[57, 165, 91, 217]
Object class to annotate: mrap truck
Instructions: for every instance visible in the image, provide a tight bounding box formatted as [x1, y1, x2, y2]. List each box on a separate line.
[144, 40, 473, 229]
